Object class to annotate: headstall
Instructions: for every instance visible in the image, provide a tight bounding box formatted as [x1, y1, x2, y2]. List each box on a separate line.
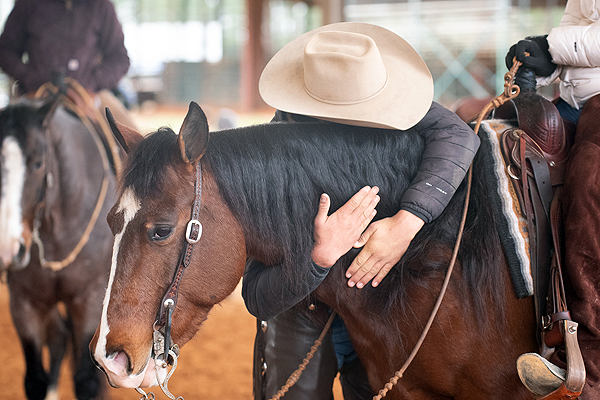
[136, 162, 202, 400]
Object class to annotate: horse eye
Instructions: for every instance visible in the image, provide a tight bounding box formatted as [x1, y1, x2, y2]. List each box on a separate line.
[150, 226, 173, 241]
[29, 159, 43, 170]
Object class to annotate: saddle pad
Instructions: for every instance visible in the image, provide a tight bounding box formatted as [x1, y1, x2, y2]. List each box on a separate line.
[477, 119, 533, 298]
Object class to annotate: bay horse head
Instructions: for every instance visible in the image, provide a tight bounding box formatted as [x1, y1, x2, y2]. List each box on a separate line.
[91, 102, 246, 389]
[0, 97, 61, 270]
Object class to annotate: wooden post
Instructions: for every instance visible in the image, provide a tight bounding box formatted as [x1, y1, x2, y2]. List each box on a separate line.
[240, 0, 266, 111]
[321, 0, 344, 24]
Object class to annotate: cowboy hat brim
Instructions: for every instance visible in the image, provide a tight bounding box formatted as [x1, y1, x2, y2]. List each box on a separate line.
[259, 22, 434, 130]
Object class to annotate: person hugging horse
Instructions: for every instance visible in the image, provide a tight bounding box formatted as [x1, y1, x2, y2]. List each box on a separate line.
[242, 22, 480, 399]
[506, 0, 600, 398]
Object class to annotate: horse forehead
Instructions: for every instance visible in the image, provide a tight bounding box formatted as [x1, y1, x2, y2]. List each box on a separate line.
[115, 187, 141, 229]
[1, 136, 25, 196]
[1, 135, 24, 164]
[1, 136, 25, 183]
[0, 137, 26, 250]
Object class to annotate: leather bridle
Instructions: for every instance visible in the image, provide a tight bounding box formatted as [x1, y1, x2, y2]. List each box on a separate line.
[155, 161, 203, 342]
[137, 162, 202, 400]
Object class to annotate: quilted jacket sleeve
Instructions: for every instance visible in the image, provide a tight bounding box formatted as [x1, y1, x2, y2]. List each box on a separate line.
[547, 0, 600, 67]
[400, 102, 480, 223]
[242, 259, 329, 321]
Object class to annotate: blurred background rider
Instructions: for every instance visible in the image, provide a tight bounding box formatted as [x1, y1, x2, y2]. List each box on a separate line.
[0, 0, 137, 129]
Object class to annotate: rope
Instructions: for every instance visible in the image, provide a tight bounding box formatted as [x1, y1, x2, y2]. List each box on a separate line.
[31, 79, 116, 271]
[372, 59, 523, 399]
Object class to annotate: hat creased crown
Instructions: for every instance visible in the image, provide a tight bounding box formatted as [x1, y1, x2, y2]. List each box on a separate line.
[303, 31, 388, 105]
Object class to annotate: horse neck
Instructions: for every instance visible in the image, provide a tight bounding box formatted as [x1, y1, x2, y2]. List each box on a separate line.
[42, 111, 112, 233]
[205, 126, 320, 268]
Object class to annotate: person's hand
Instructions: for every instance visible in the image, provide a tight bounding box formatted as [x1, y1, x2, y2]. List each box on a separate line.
[311, 186, 380, 269]
[505, 35, 556, 77]
[346, 210, 424, 288]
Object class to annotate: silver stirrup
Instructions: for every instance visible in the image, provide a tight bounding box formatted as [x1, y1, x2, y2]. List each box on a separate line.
[517, 353, 566, 397]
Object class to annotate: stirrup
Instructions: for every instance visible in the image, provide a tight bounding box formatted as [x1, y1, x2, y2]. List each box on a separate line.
[517, 320, 585, 399]
[517, 353, 565, 396]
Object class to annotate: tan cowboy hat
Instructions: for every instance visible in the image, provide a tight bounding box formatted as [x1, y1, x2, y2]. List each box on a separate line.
[259, 22, 434, 130]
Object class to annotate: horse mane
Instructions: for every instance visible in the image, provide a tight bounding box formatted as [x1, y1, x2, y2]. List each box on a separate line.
[0, 102, 45, 146]
[207, 121, 505, 322]
[126, 121, 505, 322]
[121, 127, 182, 198]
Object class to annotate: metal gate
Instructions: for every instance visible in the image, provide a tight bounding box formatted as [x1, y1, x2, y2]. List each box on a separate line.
[345, 0, 563, 107]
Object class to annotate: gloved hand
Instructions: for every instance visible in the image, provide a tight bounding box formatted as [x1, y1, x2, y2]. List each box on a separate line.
[505, 35, 556, 77]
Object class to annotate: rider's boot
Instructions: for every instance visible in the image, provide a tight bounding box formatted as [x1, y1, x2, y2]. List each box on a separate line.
[253, 302, 338, 400]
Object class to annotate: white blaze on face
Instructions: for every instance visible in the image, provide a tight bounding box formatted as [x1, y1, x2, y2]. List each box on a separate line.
[0, 136, 26, 267]
[94, 187, 152, 387]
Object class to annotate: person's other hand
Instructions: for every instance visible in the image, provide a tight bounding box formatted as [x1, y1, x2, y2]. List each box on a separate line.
[505, 36, 556, 77]
[345, 210, 424, 288]
[311, 186, 379, 269]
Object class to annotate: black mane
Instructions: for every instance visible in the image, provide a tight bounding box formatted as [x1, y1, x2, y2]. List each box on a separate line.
[206, 121, 505, 319]
[127, 120, 504, 320]
[0, 102, 44, 147]
[207, 121, 422, 277]
[122, 127, 181, 199]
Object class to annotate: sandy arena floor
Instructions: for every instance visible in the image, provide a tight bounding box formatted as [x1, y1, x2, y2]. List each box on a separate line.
[0, 282, 257, 400]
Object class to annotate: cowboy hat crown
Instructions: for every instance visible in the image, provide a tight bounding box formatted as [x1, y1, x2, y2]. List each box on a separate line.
[259, 22, 434, 130]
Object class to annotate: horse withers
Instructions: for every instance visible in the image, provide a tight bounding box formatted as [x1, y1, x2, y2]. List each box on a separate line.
[91, 102, 538, 399]
[0, 97, 117, 399]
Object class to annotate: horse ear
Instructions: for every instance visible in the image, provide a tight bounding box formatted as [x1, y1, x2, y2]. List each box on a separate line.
[105, 107, 142, 154]
[177, 102, 209, 164]
[39, 95, 62, 128]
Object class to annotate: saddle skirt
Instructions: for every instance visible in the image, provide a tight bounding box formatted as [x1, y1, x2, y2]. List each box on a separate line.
[478, 119, 533, 298]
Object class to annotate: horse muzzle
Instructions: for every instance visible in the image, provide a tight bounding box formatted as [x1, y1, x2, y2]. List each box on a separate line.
[96, 350, 167, 389]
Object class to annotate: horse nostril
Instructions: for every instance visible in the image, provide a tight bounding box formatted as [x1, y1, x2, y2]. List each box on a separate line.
[17, 242, 25, 259]
[110, 350, 133, 376]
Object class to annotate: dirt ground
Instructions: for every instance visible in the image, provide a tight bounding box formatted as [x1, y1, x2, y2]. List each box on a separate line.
[0, 106, 344, 400]
[0, 282, 258, 400]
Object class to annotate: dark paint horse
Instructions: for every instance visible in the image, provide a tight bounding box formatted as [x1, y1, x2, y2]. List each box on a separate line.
[0, 98, 117, 399]
[91, 102, 538, 399]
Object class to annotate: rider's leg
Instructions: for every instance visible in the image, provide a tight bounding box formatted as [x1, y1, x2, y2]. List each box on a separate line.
[332, 316, 375, 400]
[562, 100, 600, 400]
[253, 302, 338, 400]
